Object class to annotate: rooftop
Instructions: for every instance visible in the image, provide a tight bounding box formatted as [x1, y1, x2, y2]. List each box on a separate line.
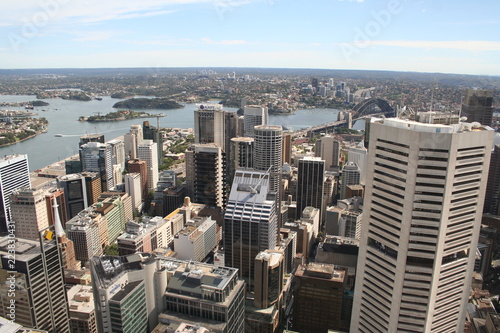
[67, 285, 94, 314]
[230, 137, 254, 142]
[161, 258, 238, 295]
[295, 262, 346, 282]
[374, 117, 492, 134]
[0, 236, 55, 262]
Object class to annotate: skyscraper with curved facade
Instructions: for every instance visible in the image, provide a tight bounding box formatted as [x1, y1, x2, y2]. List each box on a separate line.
[253, 125, 283, 195]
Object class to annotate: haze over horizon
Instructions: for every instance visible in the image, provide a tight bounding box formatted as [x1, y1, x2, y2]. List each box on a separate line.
[1, 0, 499, 76]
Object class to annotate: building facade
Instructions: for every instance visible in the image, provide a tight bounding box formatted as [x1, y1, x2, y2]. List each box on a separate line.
[351, 118, 494, 332]
[0, 229, 71, 333]
[0, 154, 31, 232]
[224, 169, 278, 287]
[296, 157, 325, 220]
[137, 140, 159, 191]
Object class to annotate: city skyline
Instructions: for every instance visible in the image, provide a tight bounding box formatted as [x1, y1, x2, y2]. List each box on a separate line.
[0, 0, 499, 75]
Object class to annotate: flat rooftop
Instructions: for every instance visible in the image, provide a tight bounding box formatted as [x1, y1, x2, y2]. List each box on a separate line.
[374, 117, 491, 134]
[295, 262, 346, 282]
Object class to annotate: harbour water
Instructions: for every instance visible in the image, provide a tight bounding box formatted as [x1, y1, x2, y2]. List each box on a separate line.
[0, 95, 343, 171]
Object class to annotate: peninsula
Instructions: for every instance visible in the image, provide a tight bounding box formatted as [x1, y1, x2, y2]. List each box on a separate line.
[78, 110, 158, 122]
[112, 98, 182, 109]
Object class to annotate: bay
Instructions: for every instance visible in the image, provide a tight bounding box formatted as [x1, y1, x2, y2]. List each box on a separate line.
[0, 95, 343, 171]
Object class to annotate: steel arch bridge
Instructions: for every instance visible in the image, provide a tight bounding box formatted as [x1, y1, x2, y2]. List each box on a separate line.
[352, 98, 394, 117]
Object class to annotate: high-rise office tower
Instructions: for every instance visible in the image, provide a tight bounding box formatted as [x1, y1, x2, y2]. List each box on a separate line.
[10, 188, 49, 240]
[82, 171, 102, 206]
[348, 140, 368, 183]
[79, 133, 104, 146]
[0, 227, 71, 332]
[0, 154, 30, 232]
[485, 145, 500, 215]
[351, 117, 494, 333]
[254, 125, 283, 195]
[107, 139, 125, 180]
[124, 124, 143, 159]
[283, 133, 292, 165]
[186, 144, 226, 208]
[229, 137, 254, 182]
[142, 121, 164, 168]
[194, 103, 222, 144]
[214, 108, 238, 152]
[124, 172, 143, 213]
[254, 250, 284, 309]
[137, 140, 159, 190]
[80, 142, 113, 191]
[244, 105, 268, 137]
[461, 89, 494, 126]
[224, 169, 278, 287]
[315, 136, 341, 172]
[296, 157, 325, 220]
[127, 159, 148, 200]
[58, 174, 89, 219]
[340, 161, 360, 200]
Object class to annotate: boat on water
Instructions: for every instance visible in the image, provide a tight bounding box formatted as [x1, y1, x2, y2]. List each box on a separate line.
[95, 96, 103, 101]
[54, 134, 63, 137]
[25, 105, 34, 109]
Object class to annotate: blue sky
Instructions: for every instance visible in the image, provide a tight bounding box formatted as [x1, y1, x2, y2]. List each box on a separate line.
[1, 0, 499, 75]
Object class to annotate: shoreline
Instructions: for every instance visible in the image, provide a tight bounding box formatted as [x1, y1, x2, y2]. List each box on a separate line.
[0, 131, 47, 148]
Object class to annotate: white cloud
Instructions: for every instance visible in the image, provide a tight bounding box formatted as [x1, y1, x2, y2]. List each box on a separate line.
[72, 31, 118, 42]
[345, 40, 500, 51]
[1, 0, 253, 26]
[201, 38, 247, 45]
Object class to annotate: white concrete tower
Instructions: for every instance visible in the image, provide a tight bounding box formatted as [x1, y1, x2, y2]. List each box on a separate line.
[351, 118, 494, 333]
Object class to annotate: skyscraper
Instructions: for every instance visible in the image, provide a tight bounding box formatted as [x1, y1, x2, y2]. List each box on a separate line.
[296, 157, 325, 220]
[124, 124, 143, 159]
[0, 227, 71, 332]
[124, 172, 143, 213]
[244, 105, 268, 137]
[254, 250, 284, 309]
[283, 133, 292, 165]
[58, 173, 89, 219]
[254, 125, 283, 195]
[80, 142, 113, 191]
[315, 136, 341, 172]
[340, 161, 360, 200]
[351, 117, 494, 332]
[10, 188, 49, 240]
[127, 159, 148, 200]
[142, 121, 164, 168]
[348, 140, 368, 183]
[107, 138, 125, 186]
[137, 140, 159, 190]
[229, 137, 254, 182]
[224, 169, 278, 287]
[461, 89, 494, 126]
[485, 144, 500, 215]
[194, 103, 222, 144]
[0, 154, 30, 232]
[186, 144, 226, 208]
